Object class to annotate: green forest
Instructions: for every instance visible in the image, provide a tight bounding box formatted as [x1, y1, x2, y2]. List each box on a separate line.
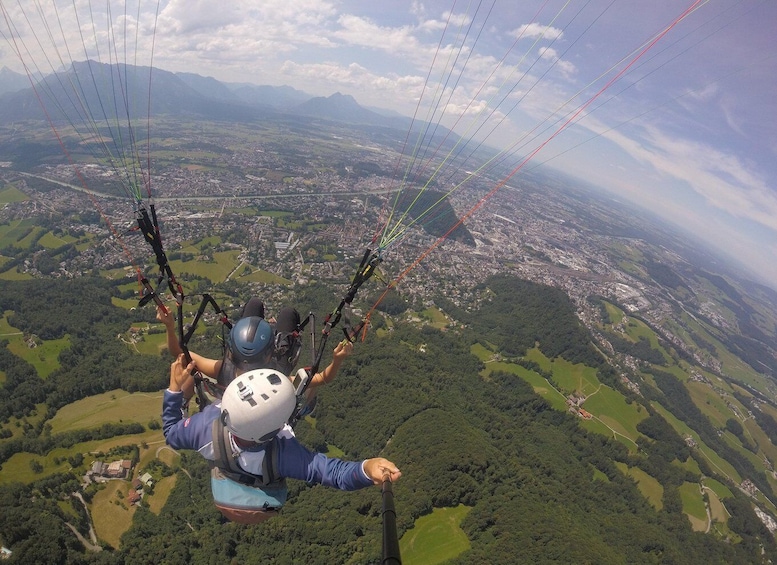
[1, 275, 776, 564]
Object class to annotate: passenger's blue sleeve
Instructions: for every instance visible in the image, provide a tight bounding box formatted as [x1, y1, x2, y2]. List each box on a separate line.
[275, 437, 373, 490]
[162, 390, 219, 452]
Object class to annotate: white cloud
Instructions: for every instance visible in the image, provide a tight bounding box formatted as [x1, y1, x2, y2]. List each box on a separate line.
[334, 15, 420, 53]
[538, 47, 577, 78]
[158, 0, 243, 34]
[280, 60, 426, 108]
[590, 122, 777, 234]
[511, 22, 563, 41]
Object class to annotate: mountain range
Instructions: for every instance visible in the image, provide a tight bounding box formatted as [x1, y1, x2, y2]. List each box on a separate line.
[0, 62, 412, 130]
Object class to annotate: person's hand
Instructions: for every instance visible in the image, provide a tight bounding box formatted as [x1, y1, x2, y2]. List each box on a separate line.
[332, 340, 353, 363]
[169, 354, 195, 393]
[363, 458, 401, 485]
[156, 305, 175, 328]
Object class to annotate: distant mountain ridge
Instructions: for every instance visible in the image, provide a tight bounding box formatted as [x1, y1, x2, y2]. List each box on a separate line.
[291, 92, 403, 128]
[0, 61, 412, 130]
[0, 66, 31, 95]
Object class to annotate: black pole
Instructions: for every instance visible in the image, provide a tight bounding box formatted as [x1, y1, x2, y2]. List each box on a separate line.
[381, 474, 401, 565]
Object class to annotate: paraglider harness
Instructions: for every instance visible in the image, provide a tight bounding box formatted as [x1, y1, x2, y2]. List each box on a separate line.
[209, 417, 288, 524]
[136, 215, 382, 520]
[206, 249, 381, 523]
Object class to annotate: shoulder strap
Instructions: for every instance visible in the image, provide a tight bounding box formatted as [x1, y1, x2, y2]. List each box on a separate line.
[261, 436, 282, 486]
[211, 418, 263, 485]
[211, 418, 286, 488]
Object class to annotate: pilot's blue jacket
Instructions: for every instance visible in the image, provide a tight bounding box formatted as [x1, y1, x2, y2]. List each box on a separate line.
[162, 389, 373, 490]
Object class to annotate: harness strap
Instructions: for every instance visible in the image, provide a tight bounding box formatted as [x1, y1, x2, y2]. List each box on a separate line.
[210, 418, 282, 487]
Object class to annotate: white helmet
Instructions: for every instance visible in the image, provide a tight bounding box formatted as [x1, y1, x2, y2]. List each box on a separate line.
[220, 369, 297, 443]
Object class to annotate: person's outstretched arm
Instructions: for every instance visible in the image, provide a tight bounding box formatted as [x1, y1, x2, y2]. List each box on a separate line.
[156, 306, 223, 379]
[309, 340, 353, 388]
[275, 436, 401, 490]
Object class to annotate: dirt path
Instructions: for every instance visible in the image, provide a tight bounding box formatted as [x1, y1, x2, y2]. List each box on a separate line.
[69, 492, 101, 552]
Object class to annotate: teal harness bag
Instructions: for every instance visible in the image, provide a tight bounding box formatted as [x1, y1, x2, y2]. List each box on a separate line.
[210, 419, 288, 523]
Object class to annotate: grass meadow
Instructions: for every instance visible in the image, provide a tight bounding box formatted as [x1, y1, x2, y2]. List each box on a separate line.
[0, 428, 164, 485]
[615, 462, 663, 510]
[651, 403, 744, 485]
[0, 185, 29, 204]
[399, 505, 472, 565]
[2, 310, 68, 377]
[679, 482, 708, 531]
[0, 219, 42, 249]
[420, 307, 449, 329]
[582, 386, 647, 445]
[169, 249, 241, 282]
[91, 478, 137, 548]
[48, 389, 163, 434]
[478, 357, 568, 411]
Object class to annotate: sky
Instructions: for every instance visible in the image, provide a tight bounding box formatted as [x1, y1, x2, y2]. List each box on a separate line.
[1, 0, 776, 287]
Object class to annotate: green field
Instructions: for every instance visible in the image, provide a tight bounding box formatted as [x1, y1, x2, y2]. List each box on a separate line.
[420, 307, 449, 329]
[703, 478, 732, 525]
[0, 185, 29, 203]
[0, 428, 164, 485]
[2, 310, 69, 377]
[582, 384, 647, 443]
[0, 268, 33, 280]
[168, 249, 241, 281]
[399, 505, 472, 565]
[6, 333, 69, 378]
[480, 345, 646, 449]
[90, 475, 137, 548]
[48, 389, 164, 434]
[623, 317, 673, 364]
[678, 314, 766, 392]
[525, 347, 553, 373]
[707, 489, 729, 526]
[123, 320, 173, 356]
[38, 230, 77, 248]
[679, 481, 708, 530]
[603, 301, 624, 325]
[651, 403, 743, 485]
[0, 219, 43, 249]
[686, 381, 735, 428]
[616, 462, 663, 510]
[237, 268, 292, 284]
[480, 358, 568, 411]
[704, 477, 733, 500]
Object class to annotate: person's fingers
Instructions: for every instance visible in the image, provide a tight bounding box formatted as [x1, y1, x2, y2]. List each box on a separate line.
[366, 458, 401, 484]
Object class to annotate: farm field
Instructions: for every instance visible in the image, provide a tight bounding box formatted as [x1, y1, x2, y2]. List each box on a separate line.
[0, 429, 164, 485]
[677, 315, 767, 392]
[90, 478, 137, 548]
[480, 358, 567, 411]
[615, 462, 663, 510]
[579, 384, 646, 444]
[651, 403, 744, 486]
[399, 505, 471, 565]
[702, 479, 731, 526]
[679, 481, 708, 532]
[168, 249, 241, 282]
[237, 268, 292, 284]
[477, 345, 648, 449]
[420, 307, 449, 329]
[1, 310, 69, 377]
[0, 184, 29, 203]
[49, 389, 163, 434]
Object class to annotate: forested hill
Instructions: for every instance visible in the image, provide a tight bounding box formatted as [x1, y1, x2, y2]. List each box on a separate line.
[394, 188, 476, 246]
[0, 279, 164, 420]
[1, 275, 775, 563]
